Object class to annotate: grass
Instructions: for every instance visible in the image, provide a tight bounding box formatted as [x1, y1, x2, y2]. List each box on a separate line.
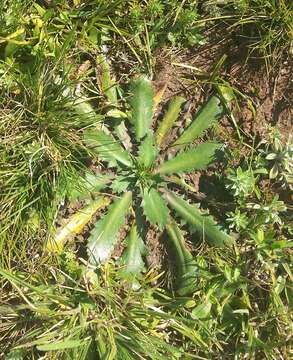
[201, 0, 293, 68]
[0, 1, 292, 359]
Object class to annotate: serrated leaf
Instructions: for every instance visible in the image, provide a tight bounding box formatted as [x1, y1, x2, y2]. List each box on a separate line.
[155, 143, 222, 175]
[130, 76, 154, 140]
[96, 54, 117, 104]
[87, 192, 132, 264]
[84, 130, 132, 168]
[166, 219, 198, 296]
[156, 96, 185, 147]
[47, 197, 110, 253]
[69, 172, 112, 202]
[138, 133, 158, 169]
[142, 188, 168, 230]
[164, 191, 233, 247]
[111, 175, 133, 194]
[119, 224, 147, 280]
[173, 96, 224, 147]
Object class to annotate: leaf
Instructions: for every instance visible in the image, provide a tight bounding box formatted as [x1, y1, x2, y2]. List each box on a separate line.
[142, 188, 168, 230]
[166, 219, 198, 296]
[138, 133, 158, 169]
[153, 83, 168, 112]
[156, 96, 185, 147]
[173, 96, 224, 147]
[111, 175, 133, 193]
[269, 163, 279, 179]
[164, 191, 233, 247]
[155, 143, 222, 175]
[4, 29, 26, 58]
[130, 76, 154, 140]
[96, 54, 117, 104]
[37, 339, 87, 351]
[119, 224, 147, 279]
[84, 130, 132, 168]
[69, 172, 112, 202]
[46, 197, 110, 253]
[191, 302, 212, 319]
[87, 192, 132, 264]
[5, 349, 24, 360]
[72, 98, 102, 124]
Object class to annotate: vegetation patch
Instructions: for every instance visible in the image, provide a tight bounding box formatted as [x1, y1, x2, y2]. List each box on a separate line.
[0, 1, 292, 359]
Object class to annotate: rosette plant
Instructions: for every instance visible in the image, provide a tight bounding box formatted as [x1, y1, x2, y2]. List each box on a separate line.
[48, 76, 233, 295]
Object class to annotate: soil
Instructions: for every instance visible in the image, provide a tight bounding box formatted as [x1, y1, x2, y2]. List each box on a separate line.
[151, 33, 292, 143]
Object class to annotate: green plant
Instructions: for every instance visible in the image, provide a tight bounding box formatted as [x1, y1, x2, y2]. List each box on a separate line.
[202, 0, 293, 65]
[226, 166, 260, 200]
[48, 76, 233, 295]
[120, 1, 205, 48]
[0, 55, 101, 267]
[261, 132, 293, 189]
[0, 263, 210, 359]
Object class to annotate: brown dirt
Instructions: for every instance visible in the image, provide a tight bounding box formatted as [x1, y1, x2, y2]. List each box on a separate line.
[151, 31, 292, 144]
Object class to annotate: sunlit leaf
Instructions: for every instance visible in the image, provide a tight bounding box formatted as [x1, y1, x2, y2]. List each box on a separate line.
[138, 133, 158, 169]
[96, 54, 117, 104]
[191, 302, 212, 319]
[130, 76, 154, 140]
[47, 197, 110, 253]
[142, 188, 168, 230]
[119, 224, 147, 280]
[173, 96, 224, 147]
[84, 129, 132, 167]
[88, 192, 132, 264]
[156, 96, 185, 147]
[37, 339, 87, 351]
[155, 143, 222, 175]
[164, 191, 233, 247]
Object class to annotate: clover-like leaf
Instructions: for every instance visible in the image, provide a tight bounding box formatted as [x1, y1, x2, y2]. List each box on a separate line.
[156, 143, 222, 175]
[130, 76, 154, 140]
[164, 190, 233, 247]
[84, 129, 132, 168]
[173, 96, 224, 147]
[87, 192, 132, 264]
[142, 188, 168, 230]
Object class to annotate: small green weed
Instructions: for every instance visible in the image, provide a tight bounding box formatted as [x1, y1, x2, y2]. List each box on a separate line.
[48, 75, 233, 296]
